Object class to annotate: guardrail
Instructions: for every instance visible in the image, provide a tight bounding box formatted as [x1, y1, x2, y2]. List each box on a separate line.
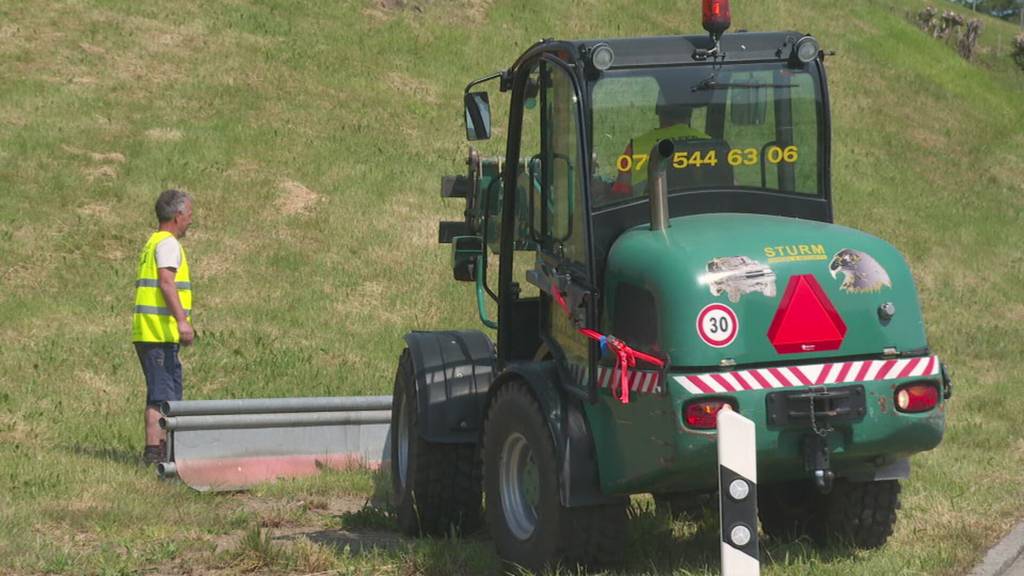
[158, 396, 392, 491]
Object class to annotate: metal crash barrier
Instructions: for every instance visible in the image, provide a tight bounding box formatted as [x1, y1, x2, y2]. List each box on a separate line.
[158, 396, 392, 492]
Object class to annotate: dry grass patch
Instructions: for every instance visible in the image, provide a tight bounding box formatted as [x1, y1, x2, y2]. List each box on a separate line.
[276, 179, 322, 216]
[385, 72, 440, 105]
[363, 0, 425, 22]
[78, 42, 106, 55]
[61, 144, 126, 164]
[0, 414, 37, 445]
[76, 202, 114, 219]
[84, 165, 119, 182]
[144, 127, 184, 142]
[224, 158, 264, 181]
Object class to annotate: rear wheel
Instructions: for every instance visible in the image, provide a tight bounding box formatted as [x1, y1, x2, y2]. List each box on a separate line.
[820, 479, 901, 549]
[483, 383, 626, 572]
[391, 349, 482, 536]
[759, 478, 901, 549]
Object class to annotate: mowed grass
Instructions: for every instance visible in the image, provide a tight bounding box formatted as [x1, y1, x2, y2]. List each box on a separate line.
[0, 0, 1022, 574]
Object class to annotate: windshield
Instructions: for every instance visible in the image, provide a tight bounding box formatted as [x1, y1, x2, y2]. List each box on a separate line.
[590, 62, 823, 209]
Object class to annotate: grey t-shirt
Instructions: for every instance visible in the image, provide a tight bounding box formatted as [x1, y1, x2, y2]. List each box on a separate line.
[154, 236, 182, 270]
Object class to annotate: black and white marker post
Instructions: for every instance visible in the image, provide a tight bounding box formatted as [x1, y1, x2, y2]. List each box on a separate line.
[717, 406, 759, 576]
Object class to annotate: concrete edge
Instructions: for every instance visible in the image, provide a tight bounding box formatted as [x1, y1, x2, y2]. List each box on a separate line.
[968, 520, 1024, 576]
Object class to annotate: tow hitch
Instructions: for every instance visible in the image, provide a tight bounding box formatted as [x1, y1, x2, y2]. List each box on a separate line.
[766, 385, 866, 493]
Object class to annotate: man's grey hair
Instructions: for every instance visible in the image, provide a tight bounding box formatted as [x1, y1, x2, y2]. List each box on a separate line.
[155, 189, 191, 223]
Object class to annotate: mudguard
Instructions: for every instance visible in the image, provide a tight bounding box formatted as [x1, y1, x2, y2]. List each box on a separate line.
[489, 361, 625, 508]
[403, 331, 496, 444]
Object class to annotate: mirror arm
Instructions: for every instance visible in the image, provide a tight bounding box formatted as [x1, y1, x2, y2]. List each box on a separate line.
[464, 70, 506, 95]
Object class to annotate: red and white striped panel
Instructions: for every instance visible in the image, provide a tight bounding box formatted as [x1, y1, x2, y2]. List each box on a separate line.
[596, 367, 663, 394]
[676, 355, 940, 395]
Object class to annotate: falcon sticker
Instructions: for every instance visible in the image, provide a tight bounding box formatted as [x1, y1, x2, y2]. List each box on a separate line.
[704, 256, 777, 303]
[828, 249, 892, 293]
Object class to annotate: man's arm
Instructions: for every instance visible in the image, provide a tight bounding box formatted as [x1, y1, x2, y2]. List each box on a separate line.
[158, 267, 194, 346]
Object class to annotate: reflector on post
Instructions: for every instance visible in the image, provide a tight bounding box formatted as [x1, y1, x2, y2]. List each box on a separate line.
[702, 0, 732, 40]
[718, 406, 759, 575]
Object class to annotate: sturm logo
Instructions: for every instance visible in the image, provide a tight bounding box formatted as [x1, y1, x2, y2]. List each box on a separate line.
[762, 243, 827, 263]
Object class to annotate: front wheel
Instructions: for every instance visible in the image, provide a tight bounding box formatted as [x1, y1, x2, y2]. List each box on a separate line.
[483, 383, 626, 572]
[391, 349, 481, 536]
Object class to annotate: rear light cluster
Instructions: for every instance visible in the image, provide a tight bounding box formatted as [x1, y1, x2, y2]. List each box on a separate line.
[684, 399, 736, 429]
[894, 382, 939, 413]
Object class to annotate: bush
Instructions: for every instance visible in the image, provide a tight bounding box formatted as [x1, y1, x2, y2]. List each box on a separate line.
[913, 6, 982, 61]
[1014, 34, 1024, 71]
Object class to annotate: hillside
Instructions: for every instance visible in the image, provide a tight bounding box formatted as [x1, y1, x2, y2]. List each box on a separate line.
[0, 0, 1022, 574]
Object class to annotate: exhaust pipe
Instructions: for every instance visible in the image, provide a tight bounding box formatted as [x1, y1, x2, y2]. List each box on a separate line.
[648, 139, 674, 231]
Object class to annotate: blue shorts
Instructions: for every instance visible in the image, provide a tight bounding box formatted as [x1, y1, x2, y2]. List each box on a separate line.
[135, 343, 183, 406]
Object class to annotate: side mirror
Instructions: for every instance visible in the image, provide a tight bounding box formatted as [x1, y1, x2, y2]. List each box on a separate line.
[451, 235, 484, 282]
[730, 86, 769, 126]
[464, 92, 492, 141]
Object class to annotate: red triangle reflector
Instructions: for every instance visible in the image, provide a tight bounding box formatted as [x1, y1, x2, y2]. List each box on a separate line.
[767, 274, 847, 354]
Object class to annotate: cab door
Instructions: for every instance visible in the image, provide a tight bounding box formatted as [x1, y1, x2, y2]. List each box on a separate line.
[498, 55, 593, 373]
[536, 56, 594, 391]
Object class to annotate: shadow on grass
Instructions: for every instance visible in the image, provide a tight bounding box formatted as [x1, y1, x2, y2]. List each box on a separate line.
[68, 443, 140, 467]
[619, 499, 866, 575]
[268, 496, 866, 574]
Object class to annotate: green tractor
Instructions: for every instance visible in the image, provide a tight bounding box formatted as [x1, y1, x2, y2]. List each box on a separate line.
[390, 2, 951, 571]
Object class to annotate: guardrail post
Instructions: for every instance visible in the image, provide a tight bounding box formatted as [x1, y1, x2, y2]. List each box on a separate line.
[718, 407, 759, 576]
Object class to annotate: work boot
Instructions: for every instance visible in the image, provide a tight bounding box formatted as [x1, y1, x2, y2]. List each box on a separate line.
[142, 442, 165, 465]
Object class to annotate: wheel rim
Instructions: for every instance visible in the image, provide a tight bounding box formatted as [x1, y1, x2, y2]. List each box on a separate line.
[499, 432, 539, 540]
[397, 393, 409, 489]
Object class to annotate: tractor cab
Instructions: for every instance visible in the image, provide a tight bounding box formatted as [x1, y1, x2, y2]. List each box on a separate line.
[447, 29, 834, 369]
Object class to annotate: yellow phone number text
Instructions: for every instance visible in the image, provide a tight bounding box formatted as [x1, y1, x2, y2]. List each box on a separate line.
[616, 145, 799, 173]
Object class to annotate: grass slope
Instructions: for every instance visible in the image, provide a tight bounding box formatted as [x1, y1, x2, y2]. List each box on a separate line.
[0, 0, 1022, 574]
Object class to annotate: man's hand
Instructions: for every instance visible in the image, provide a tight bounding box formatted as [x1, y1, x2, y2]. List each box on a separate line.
[178, 318, 195, 346]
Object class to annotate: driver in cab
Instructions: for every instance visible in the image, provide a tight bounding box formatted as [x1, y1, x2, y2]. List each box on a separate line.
[609, 101, 710, 199]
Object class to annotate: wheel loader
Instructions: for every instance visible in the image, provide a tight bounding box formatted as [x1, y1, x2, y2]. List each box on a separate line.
[390, 1, 951, 571]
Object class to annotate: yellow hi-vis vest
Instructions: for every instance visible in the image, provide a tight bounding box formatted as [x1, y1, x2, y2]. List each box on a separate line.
[613, 124, 711, 194]
[132, 231, 192, 343]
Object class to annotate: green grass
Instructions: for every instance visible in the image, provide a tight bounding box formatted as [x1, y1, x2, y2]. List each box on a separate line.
[0, 0, 1022, 574]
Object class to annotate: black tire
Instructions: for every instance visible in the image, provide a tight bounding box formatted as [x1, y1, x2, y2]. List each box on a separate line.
[758, 480, 822, 541]
[483, 383, 626, 573]
[759, 479, 901, 549]
[819, 479, 901, 549]
[391, 349, 482, 536]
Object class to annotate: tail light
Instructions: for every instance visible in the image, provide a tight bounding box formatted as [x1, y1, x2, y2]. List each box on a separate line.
[702, 0, 732, 38]
[895, 382, 939, 413]
[684, 399, 736, 429]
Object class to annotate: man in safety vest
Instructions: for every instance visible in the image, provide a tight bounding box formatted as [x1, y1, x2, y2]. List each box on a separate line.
[610, 102, 710, 199]
[133, 189, 194, 465]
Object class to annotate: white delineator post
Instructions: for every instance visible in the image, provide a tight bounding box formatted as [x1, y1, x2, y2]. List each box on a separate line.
[717, 406, 759, 576]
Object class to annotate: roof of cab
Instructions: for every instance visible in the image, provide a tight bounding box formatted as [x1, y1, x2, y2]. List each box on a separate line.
[570, 32, 810, 67]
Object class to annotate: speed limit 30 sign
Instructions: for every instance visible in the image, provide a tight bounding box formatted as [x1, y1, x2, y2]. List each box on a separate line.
[697, 303, 739, 348]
